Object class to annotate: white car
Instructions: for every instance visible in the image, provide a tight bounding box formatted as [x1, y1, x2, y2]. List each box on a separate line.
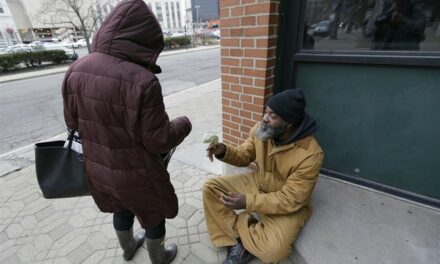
[34, 43, 78, 60]
[75, 39, 88, 48]
[5, 44, 32, 53]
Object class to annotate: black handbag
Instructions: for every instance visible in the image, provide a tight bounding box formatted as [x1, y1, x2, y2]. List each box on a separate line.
[34, 131, 90, 198]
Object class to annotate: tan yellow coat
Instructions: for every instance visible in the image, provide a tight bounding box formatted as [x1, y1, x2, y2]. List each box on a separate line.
[203, 124, 323, 263]
[223, 124, 324, 215]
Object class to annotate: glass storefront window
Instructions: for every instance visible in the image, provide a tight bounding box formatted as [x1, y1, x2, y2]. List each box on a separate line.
[303, 0, 440, 52]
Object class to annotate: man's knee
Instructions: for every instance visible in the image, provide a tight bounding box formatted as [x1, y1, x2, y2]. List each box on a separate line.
[202, 178, 223, 196]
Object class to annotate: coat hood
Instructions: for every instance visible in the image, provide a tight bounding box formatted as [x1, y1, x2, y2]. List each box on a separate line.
[275, 112, 319, 145]
[91, 0, 164, 72]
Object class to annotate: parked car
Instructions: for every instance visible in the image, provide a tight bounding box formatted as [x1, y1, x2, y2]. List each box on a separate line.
[75, 39, 88, 48]
[4, 44, 32, 53]
[313, 20, 332, 37]
[34, 43, 78, 60]
[62, 41, 81, 49]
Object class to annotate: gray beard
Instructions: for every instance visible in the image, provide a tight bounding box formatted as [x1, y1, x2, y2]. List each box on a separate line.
[255, 122, 287, 142]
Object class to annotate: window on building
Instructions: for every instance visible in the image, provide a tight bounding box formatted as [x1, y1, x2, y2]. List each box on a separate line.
[171, 2, 176, 28]
[176, 2, 182, 28]
[302, 0, 440, 52]
[156, 3, 163, 23]
[0, 7, 4, 14]
[166, 2, 171, 28]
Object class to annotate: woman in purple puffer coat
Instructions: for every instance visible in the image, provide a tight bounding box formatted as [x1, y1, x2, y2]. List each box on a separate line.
[62, 0, 191, 263]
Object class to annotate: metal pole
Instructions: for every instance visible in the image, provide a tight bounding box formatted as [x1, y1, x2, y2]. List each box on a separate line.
[195, 5, 200, 29]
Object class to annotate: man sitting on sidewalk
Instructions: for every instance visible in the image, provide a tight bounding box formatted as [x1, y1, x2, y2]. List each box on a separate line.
[203, 89, 324, 264]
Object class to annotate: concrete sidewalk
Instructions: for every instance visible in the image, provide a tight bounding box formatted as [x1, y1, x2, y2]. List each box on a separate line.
[1, 58, 439, 263]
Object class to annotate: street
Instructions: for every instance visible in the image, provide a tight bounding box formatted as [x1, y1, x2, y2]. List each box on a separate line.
[0, 48, 220, 154]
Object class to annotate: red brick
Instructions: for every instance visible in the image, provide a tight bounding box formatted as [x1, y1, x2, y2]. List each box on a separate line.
[244, 49, 268, 58]
[221, 0, 240, 8]
[256, 59, 276, 69]
[256, 38, 277, 48]
[257, 14, 278, 25]
[253, 96, 264, 105]
[240, 109, 253, 118]
[254, 78, 266, 88]
[231, 84, 243, 92]
[224, 120, 240, 130]
[255, 59, 267, 68]
[224, 106, 240, 115]
[243, 102, 263, 113]
[245, 3, 272, 15]
[231, 100, 242, 108]
[252, 112, 264, 121]
[243, 68, 270, 78]
[231, 115, 242, 123]
[220, 8, 230, 18]
[230, 28, 244, 37]
[244, 27, 269, 37]
[221, 66, 229, 74]
[221, 28, 230, 37]
[222, 82, 230, 91]
[243, 86, 264, 96]
[223, 90, 240, 100]
[221, 39, 239, 47]
[242, 0, 256, 4]
[231, 6, 243, 16]
[223, 113, 231, 121]
[221, 58, 239, 66]
[240, 16, 256, 26]
[240, 77, 253, 86]
[240, 125, 252, 134]
[230, 48, 243, 57]
[222, 18, 240, 27]
[243, 118, 257, 127]
[222, 98, 230, 106]
[221, 48, 230, 56]
[240, 39, 255, 48]
[223, 134, 239, 145]
[241, 95, 253, 103]
[230, 67, 244, 75]
[241, 59, 254, 67]
[231, 129, 241, 137]
[222, 74, 239, 83]
[223, 126, 231, 134]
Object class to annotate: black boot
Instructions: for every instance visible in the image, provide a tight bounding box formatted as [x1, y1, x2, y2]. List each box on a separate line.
[223, 240, 254, 264]
[146, 236, 177, 264]
[115, 228, 145, 261]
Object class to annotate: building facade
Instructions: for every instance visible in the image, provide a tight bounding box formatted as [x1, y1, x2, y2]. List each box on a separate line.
[219, 0, 440, 207]
[0, 0, 21, 47]
[145, 0, 190, 33]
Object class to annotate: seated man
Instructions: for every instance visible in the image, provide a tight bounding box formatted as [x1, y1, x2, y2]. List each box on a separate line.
[203, 89, 324, 264]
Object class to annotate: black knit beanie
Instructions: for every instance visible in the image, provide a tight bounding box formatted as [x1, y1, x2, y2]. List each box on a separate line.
[267, 89, 305, 125]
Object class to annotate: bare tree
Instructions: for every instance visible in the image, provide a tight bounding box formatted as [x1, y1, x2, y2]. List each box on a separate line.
[39, 0, 112, 53]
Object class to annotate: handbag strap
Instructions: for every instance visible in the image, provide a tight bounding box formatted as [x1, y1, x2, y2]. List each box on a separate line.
[66, 130, 76, 151]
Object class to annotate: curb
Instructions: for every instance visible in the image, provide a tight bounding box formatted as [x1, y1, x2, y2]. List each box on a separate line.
[0, 45, 220, 84]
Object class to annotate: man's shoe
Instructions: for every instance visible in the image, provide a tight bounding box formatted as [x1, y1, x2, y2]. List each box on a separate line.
[222, 241, 254, 264]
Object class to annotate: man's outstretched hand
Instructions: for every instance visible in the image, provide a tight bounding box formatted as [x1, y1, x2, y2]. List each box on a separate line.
[220, 192, 246, 210]
[206, 143, 226, 162]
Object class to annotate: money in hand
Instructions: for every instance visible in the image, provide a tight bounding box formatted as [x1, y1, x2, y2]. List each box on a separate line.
[203, 134, 219, 144]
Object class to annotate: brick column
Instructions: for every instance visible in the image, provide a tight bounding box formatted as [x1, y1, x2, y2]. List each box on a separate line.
[220, 0, 280, 145]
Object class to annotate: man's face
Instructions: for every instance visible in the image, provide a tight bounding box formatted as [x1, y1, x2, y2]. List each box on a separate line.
[256, 107, 290, 142]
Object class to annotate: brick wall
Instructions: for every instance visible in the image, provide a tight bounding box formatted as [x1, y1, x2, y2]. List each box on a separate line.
[220, 0, 280, 145]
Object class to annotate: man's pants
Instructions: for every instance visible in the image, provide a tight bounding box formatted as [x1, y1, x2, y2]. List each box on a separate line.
[203, 174, 312, 263]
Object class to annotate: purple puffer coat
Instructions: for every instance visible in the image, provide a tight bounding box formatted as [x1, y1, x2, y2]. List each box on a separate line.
[62, 0, 191, 228]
